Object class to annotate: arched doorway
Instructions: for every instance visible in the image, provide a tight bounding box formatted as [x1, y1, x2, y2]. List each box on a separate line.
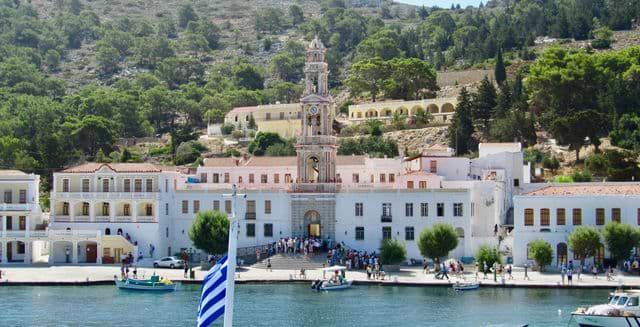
[304, 210, 321, 238]
[557, 242, 568, 266]
[105, 228, 111, 235]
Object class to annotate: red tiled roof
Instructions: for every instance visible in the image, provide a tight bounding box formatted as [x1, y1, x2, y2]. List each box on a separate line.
[202, 158, 240, 167]
[61, 163, 163, 173]
[525, 184, 640, 196]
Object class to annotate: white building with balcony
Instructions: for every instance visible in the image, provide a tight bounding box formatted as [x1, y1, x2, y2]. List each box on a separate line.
[49, 163, 179, 264]
[513, 184, 640, 267]
[0, 170, 44, 263]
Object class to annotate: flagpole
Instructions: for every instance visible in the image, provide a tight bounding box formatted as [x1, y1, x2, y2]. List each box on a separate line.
[223, 184, 242, 327]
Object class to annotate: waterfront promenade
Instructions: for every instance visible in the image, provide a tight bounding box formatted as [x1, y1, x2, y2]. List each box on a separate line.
[0, 264, 637, 289]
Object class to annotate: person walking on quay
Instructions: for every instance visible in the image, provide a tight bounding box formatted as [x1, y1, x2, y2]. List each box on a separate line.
[483, 261, 488, 279]
[577, 265, 582, 280]
[184, 261, 189, 278]
[441, 262, 449, 280]
[592, 265, 598, 279]
[266, 258, 272, 272]
[423, 260, 429, 274]
[133, 267, 137, 279]
[567, 268, 573, 286]
[507, 265, 513, 280]
[524, 263, 530, 280]
[561, 264, 566, 285]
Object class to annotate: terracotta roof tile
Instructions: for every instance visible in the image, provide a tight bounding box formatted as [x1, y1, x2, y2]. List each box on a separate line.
[525, 184, 640, 196]
[202, 158, 239, 167]
[61, 163, 163, 173]
[243, 156, 297, 167]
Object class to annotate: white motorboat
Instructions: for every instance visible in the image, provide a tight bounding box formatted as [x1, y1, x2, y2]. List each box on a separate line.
[311, 265, 353, 291]
[114, 275, 177, 291]
[452, 281, 480, 291]
[572, 289, 640, 327]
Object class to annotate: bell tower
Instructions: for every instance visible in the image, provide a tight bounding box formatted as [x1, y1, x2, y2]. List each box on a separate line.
[295, 36, 337, 190]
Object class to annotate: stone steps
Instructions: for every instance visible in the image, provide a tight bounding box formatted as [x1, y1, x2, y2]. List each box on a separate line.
[251, 253, 327, 270]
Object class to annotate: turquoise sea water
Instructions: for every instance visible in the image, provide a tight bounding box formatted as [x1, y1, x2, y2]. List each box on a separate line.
[0, 283, 610, 326]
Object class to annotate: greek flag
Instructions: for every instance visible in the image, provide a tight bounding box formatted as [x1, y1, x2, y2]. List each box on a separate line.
[197, 255, 228, 327]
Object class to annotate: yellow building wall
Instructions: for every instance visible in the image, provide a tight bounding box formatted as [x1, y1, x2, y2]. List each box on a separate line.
[257, 119, 302, 138]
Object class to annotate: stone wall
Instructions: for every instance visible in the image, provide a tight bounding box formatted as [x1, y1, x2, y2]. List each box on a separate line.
[290, 194, 336, 242]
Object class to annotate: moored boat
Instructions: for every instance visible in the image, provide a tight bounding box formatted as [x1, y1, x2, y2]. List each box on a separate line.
[571, 289, 640, 327]
[311, 265, 353, 291]
[114, 274, 177, 291]
[453, 281, 480, 291]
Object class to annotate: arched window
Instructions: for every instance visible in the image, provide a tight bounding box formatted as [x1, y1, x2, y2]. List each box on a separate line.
[117, 228, 123, 235]
[105, 228, 111, 235]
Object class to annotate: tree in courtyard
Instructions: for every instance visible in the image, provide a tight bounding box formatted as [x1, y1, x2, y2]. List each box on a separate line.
[494, 48, 506, 86]
[603, 222, 640, 266]
[417, 223, 459, 265]
[527, 239, 553, 271]
[448, 87, 476, 155]
[475, 245, 501, 268]
[189, 211, 229, 255]
[568, 226, 601, 266]
[379, 239, 407, 265]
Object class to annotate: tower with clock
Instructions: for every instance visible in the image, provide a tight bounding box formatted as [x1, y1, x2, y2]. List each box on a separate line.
[295, 36, 338, 190]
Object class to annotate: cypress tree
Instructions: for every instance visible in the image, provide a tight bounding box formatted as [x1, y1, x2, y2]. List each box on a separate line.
[494, 48, 506, 86]
[448, 87, 476, 155]
[473, 76, 498, 135]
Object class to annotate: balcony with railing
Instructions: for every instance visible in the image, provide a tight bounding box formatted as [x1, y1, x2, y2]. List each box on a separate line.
[381, 214, 393, 223]
[136, 216, 156, 223]
[95, 216, 110, 222]
[74, 215, 90, 222]
[54, 192, 160, 200]
[297, 135, 337, 145]
[54, 215, 71, 222]
[0, 203, 34, 212]
[48, 229, 100, 238]
[114, 216, 133, 222]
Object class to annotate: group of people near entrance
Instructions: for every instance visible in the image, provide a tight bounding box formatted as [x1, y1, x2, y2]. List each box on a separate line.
[273, 237, 323, 256]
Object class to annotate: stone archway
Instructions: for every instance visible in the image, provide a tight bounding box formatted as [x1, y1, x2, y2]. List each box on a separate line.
[306, 156, 319, 183]
[304, 210, 321, 238]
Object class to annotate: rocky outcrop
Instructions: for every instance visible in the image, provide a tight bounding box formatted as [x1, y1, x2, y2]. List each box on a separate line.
[384, 126, 450, 155]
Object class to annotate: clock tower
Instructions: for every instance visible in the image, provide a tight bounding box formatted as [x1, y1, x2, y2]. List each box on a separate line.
[295, 36, 337, 191]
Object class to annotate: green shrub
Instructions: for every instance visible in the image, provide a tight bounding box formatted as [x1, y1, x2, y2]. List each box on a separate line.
[476, 245, 501, 268]
[527, 239, 553, 271]
[379, 239, 407, 265]
[221, 123, 235, 135]
[571, 170, 592, 182]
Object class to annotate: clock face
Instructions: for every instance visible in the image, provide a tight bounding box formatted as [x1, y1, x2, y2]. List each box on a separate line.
[309, 106, 318, 115]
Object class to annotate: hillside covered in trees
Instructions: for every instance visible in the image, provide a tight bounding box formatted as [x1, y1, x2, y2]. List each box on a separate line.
[2, 0, 640, 194]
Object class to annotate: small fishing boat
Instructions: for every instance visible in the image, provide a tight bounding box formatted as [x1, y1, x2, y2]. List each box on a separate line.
[453, 281, 480, 291]
[311, 266, 353, 291]
[114, 274, 177, 291]
[571, 289, 640, 327]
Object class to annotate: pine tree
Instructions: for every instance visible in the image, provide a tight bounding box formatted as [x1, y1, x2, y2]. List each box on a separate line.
[473, 76, 498, 135]
[448, 87, 476, 155]
[494, 48, 506, 86]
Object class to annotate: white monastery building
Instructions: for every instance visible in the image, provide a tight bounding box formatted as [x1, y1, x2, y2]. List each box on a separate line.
[3, 38, 640, 267]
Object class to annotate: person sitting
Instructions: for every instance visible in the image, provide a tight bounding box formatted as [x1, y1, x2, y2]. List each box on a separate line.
[300, 268, 306, 279]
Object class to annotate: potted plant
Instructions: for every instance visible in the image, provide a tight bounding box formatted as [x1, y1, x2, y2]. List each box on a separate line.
[379, 239, 407, 272]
